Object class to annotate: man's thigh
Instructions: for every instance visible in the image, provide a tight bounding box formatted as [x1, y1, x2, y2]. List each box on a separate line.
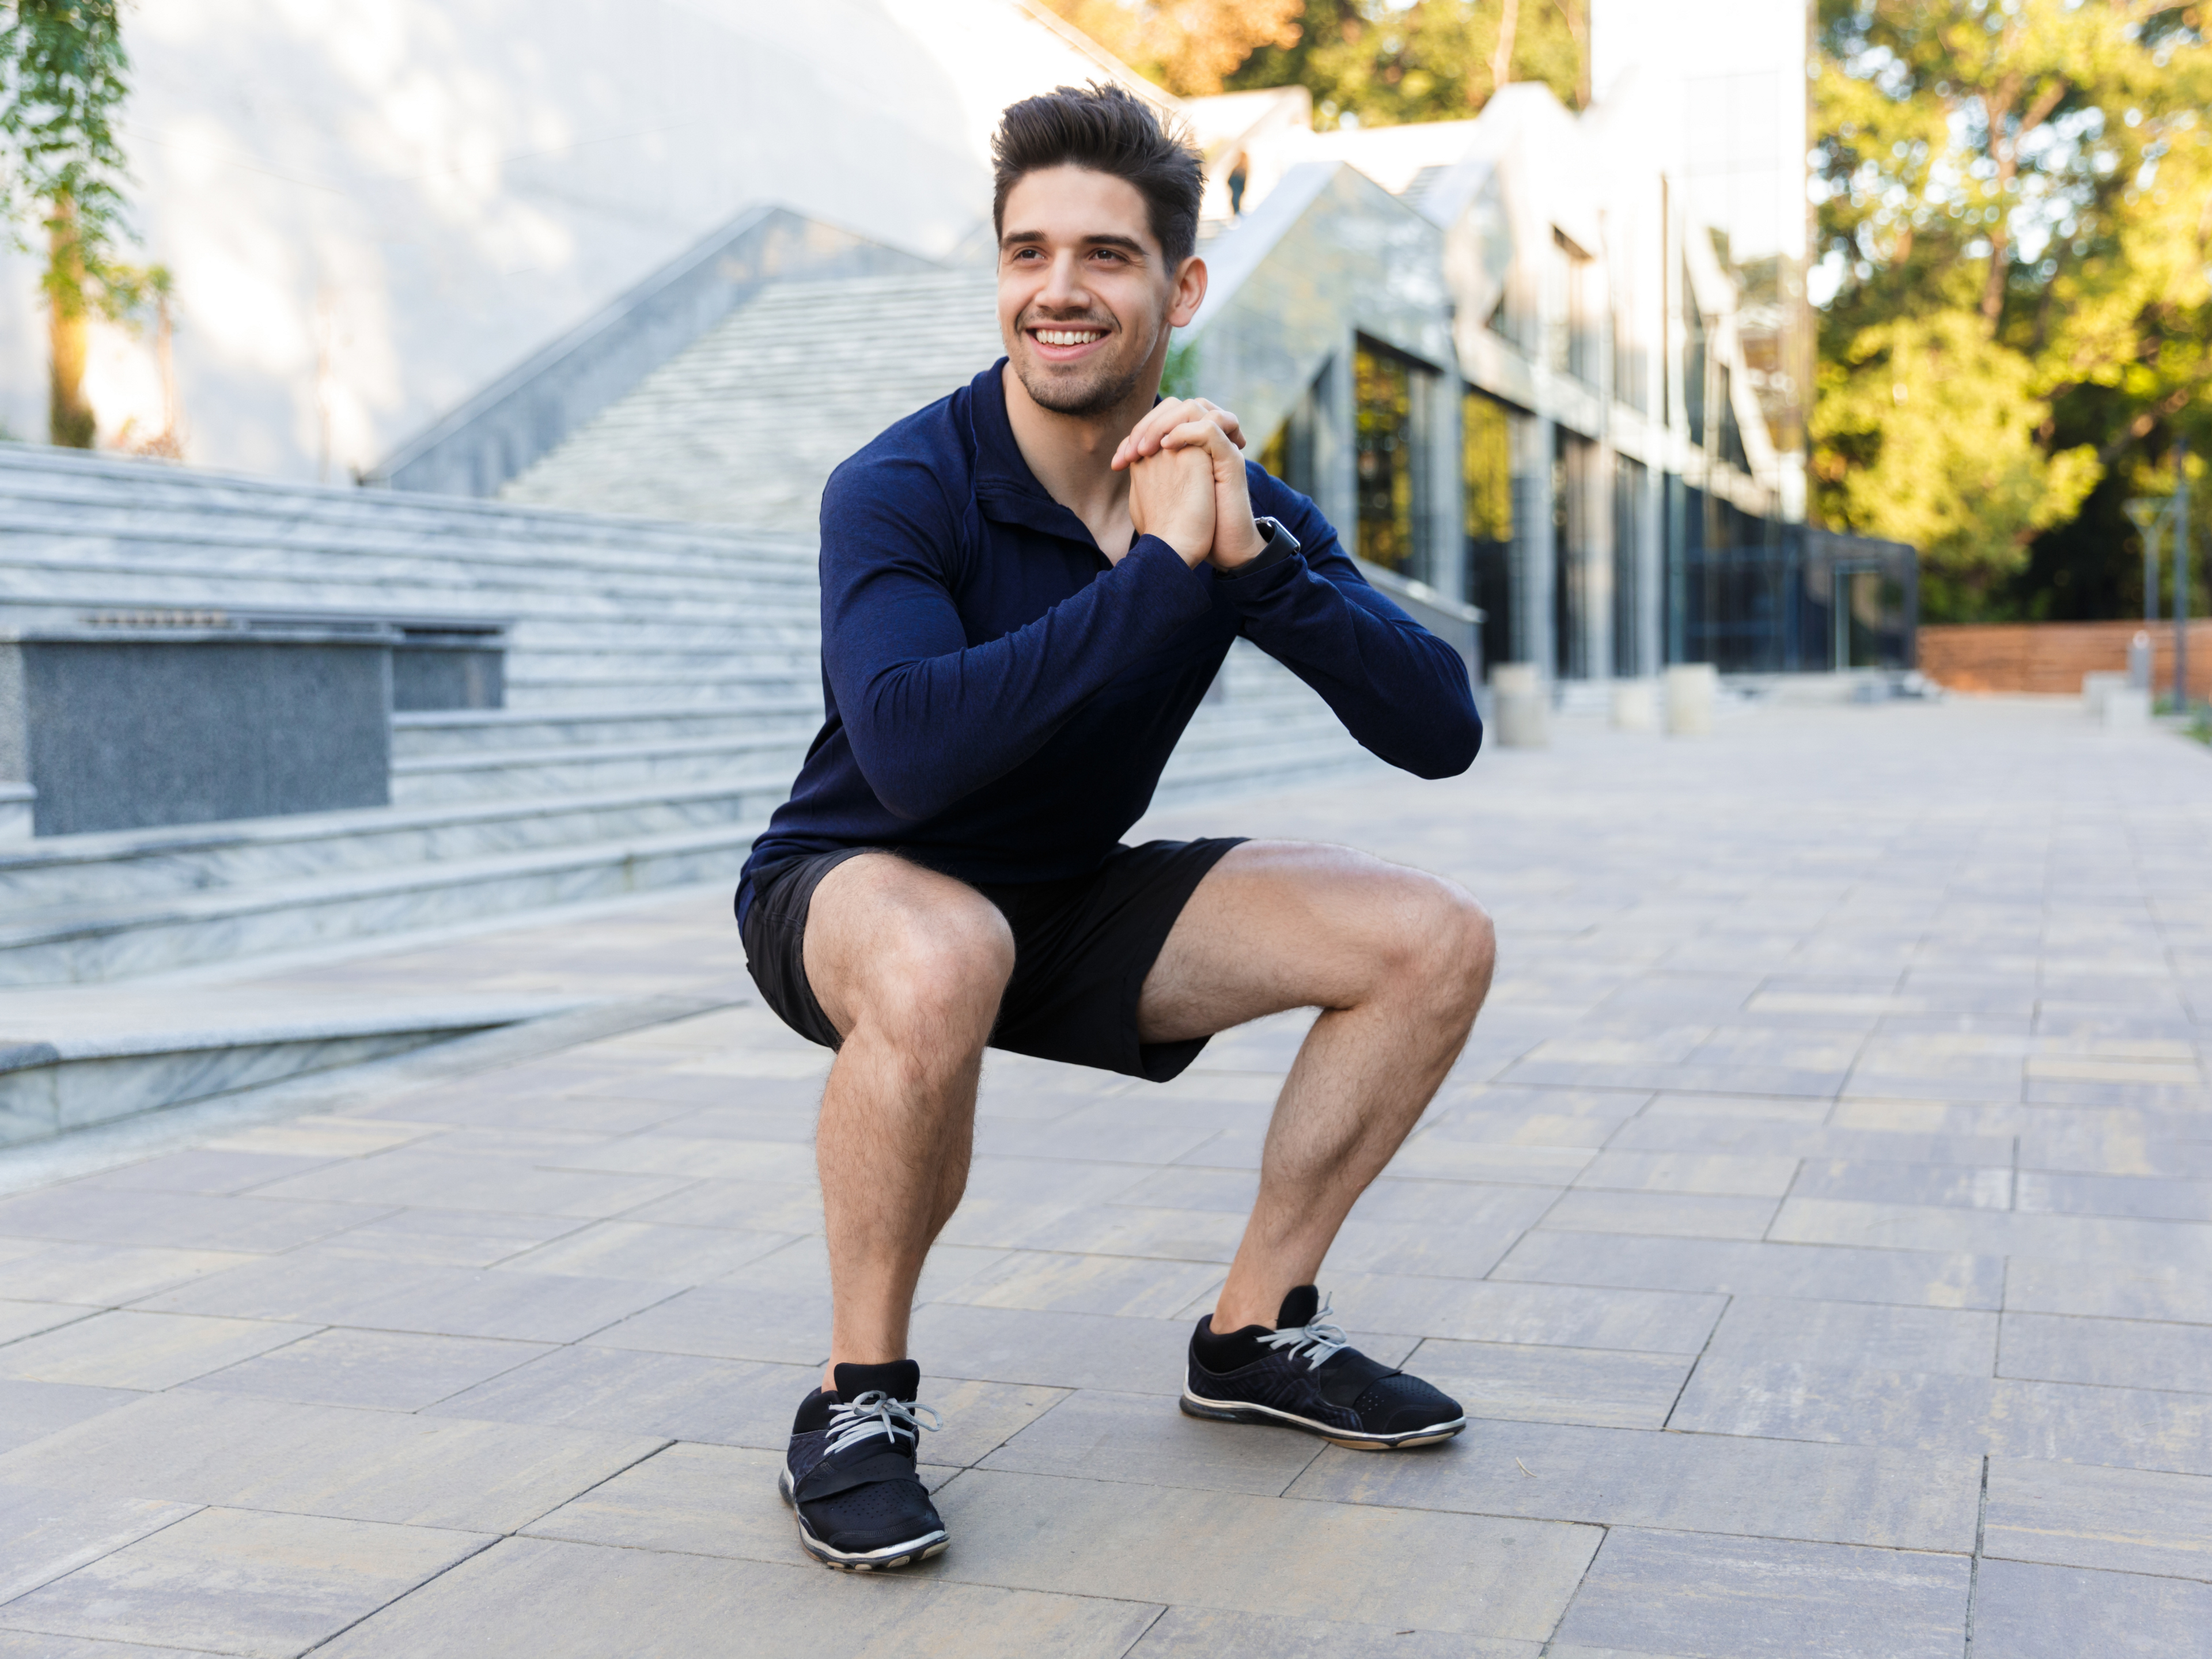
[801, 851, 1014, 1041]
[1135, 840, 1482, 1044]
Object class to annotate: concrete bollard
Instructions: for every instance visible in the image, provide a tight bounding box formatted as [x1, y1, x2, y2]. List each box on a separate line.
[2082, 671, 2128, 717]
[1611, 680, 1658, 732]
[2103, 687, 2150, 729]
[1664, 664, 1718, 736]
[1491, 663, 1549, 748]
[2128, 630, 2154, 691]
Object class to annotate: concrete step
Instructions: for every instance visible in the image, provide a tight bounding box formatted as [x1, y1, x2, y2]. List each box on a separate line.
[503, 669, 827, 711]
[0, 817, 767, 986]
[0, 992, 567, 1146]
[390, 703, 823, 758]
[0, 781, 777, 912]
[391, 737, 807, 806]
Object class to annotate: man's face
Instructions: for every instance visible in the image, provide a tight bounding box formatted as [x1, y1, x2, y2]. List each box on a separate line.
[998, 165, 1192, 418]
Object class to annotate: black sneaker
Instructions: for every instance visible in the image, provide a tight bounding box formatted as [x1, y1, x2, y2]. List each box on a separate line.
[1181, 1285, 1466, 1450]
[777, 1360, 948, 1570]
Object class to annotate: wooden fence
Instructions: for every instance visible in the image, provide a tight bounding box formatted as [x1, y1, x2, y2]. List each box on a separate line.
[1919, 620, 2212, 698]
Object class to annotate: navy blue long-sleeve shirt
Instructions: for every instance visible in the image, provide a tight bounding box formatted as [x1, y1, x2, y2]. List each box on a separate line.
[737, 362, 1479, 910]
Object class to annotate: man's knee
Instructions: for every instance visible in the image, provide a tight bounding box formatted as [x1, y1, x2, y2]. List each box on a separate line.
[861, 897, 1015, 1048]
[1382, 880, 1495, 1020]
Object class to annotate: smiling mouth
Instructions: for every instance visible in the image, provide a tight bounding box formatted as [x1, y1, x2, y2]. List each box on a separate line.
[1029, 325, 1108, 349]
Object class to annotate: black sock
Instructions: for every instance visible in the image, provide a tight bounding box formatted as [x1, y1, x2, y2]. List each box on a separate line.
[1191, 1315, 1272, 1372]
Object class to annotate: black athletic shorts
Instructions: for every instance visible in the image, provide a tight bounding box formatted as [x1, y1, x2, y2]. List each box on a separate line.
[736, 838, 1245, 1083]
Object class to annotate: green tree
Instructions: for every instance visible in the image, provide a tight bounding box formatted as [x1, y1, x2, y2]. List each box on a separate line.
[1228, 1, 1585, 128]
[1812, 1, 2212, 621]
[1, 1, 157, 448]
[1039, 1, 1305, 96]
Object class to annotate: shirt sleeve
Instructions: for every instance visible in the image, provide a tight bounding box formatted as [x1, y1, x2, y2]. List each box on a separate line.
[819, 456, 1215, 820]
[1217, 465, 1482, 779]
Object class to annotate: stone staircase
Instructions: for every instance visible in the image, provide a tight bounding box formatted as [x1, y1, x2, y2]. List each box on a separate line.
[0, 442, 1374, 995]
[502, 271, 1007, 532]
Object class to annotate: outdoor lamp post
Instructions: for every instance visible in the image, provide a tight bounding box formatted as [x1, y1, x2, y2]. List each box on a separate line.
[2124, 497, 2165, 630]
[2175, 442, 2192, 711]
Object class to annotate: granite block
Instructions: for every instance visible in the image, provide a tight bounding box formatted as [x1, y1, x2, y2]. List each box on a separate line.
[1982, 1457, 2212, 1581]
[1571, 1150, 1803, 1196]
[1539, 1190, 1781, 1240]
[311, 1535, 1161, 1659]
[0, 1506, 486, 1658]
[311, 1207, 589, 1267]
[0, 1187, 382, 1253]
[940, 1250, 1225, 1319]
[1967, 1557, 2212, 1658]
[930, 1467, 1601, 1638]
[1772, 1198, 2212, 1267]
[2005, 1256, 2212, 1325]
[0, 1311, 317, 1391]
[1287, 1419, 1980, 1551]
[2017, 1171, 2212, 1221]
[614, 1176, 824, 1234]
[1790, 1158, 2015, 1209]
[0, 1390, 666, 1532]
[582, 1282, 827, 1365]
[488, 1219, 795, 1282]
[185, 1328, 551, 1411]
[1551, 1528, 1970, 1659]
[425, 1346, 818, 1445]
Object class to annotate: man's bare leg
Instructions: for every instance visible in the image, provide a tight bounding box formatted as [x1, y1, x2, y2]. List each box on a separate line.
[1138, 840, 1495, 1332]
[801, 854, 1013, 1390]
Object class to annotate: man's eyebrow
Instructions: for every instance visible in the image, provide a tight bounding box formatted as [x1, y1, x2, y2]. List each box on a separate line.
[999, 229, 1149, 256]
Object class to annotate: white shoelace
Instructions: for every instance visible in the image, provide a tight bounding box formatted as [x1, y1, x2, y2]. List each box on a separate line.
[824, 1389, 942, 1457]
[1261, 1297, 1352, 1370]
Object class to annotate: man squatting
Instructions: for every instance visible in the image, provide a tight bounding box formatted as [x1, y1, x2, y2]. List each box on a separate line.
[735, 82, 1496, 1571]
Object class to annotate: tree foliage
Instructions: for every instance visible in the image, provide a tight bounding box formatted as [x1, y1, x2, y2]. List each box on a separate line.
[1040, 1, 1305, 96]
[1812, 0, 2212, 620]
[1226, 1, 1584, 128]
[0, 2, 142, 304]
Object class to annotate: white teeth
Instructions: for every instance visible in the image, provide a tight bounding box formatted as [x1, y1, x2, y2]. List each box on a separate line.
[1036, 329, 1102, 346]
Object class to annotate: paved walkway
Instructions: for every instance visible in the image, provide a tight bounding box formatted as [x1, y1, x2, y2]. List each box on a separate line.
[2, 696, 2210, 1657]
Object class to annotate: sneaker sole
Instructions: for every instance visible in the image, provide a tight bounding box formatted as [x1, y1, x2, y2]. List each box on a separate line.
[777, 1464, 949, 1571]
[1179, 1387, 1466, 1450]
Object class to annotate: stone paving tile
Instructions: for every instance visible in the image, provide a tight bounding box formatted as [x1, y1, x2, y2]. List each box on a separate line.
[975, 1388, 1322, 1494]
[1701, 1296, 1999, 1374]
[423, 1346, 820, 1444]
[1406, 1338, 1692, 1429]
[183, 1328, 551, 1411]
[307, 1207, 587, 1268]
[904, 1305, 1196, 1393]
[935, 1249, 1225, 1319]
[1288, 1420, 1980, 1551]
[2005, 1256, 2212, 1324]
[1789, 1158, 2016, 1209]
[1493, 1229, 2006, 1309]
[1126, 1608, 1535, 1657]
[615, 1175, 824, 1233]
[0, 1634, 226, 1656]
[715, 1233, 1010, 1302]
[486, 1219, 796, 1283]
[1548, 1528, 1971, 1659]
[1537, 1190, 1781, 1240]
[1999, 1310, 2212, 1391]
[79, 1149, 342, 1195]
[0, 1483, 198, 1603]
[2017, 1169, 2212, 1220]
[1967, 1557, 2212, 1658]
[930, 1467, 1600, 1638]
[1982, 1457, 2212, 1581]
[0, 1506, 486, 1658]
[579, 1282, 830, 1365]
[311, 1535, 1160, 1659]
[0, 1312, 317, 1392]
[0, 1302, 96, 1346]
[250, 1150, 695, 1217]
[0, 1391, 665, 1531]
[1772, 1196, 2212, 1267]
[1570, 1150, 1804, 1196]
[0, 1383, 139, 1457]
[1668, 1358, 2212, 1472]
[0, 1188, 385, 1253]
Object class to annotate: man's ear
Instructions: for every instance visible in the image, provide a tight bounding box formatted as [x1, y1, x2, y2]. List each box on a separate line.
[1166, 256, 1207, 329]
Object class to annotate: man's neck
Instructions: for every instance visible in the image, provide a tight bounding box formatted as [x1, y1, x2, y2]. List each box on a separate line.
[1000, 362, 1160, 558]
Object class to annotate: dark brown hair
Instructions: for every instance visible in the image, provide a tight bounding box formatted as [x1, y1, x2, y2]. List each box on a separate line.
[991, 83, 1205, 267]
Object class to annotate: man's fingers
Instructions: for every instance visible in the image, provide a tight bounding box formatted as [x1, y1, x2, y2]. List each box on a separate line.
[1156, 418, 1239, 461]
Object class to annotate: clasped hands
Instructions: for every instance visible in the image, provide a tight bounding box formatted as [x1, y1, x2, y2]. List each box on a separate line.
[1112, 397, 1268, 573]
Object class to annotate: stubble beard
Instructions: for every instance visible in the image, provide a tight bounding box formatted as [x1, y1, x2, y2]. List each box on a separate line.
[1012, 314, 1156, 419]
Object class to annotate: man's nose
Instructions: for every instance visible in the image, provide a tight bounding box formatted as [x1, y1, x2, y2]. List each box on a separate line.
[1039, 251, 1089, 309]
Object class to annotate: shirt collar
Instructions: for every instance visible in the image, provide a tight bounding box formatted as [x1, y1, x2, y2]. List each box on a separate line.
[969, 359, 1107, 548]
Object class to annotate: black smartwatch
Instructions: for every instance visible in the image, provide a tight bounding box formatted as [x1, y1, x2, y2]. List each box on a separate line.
[1216, 516, 1301, 580]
